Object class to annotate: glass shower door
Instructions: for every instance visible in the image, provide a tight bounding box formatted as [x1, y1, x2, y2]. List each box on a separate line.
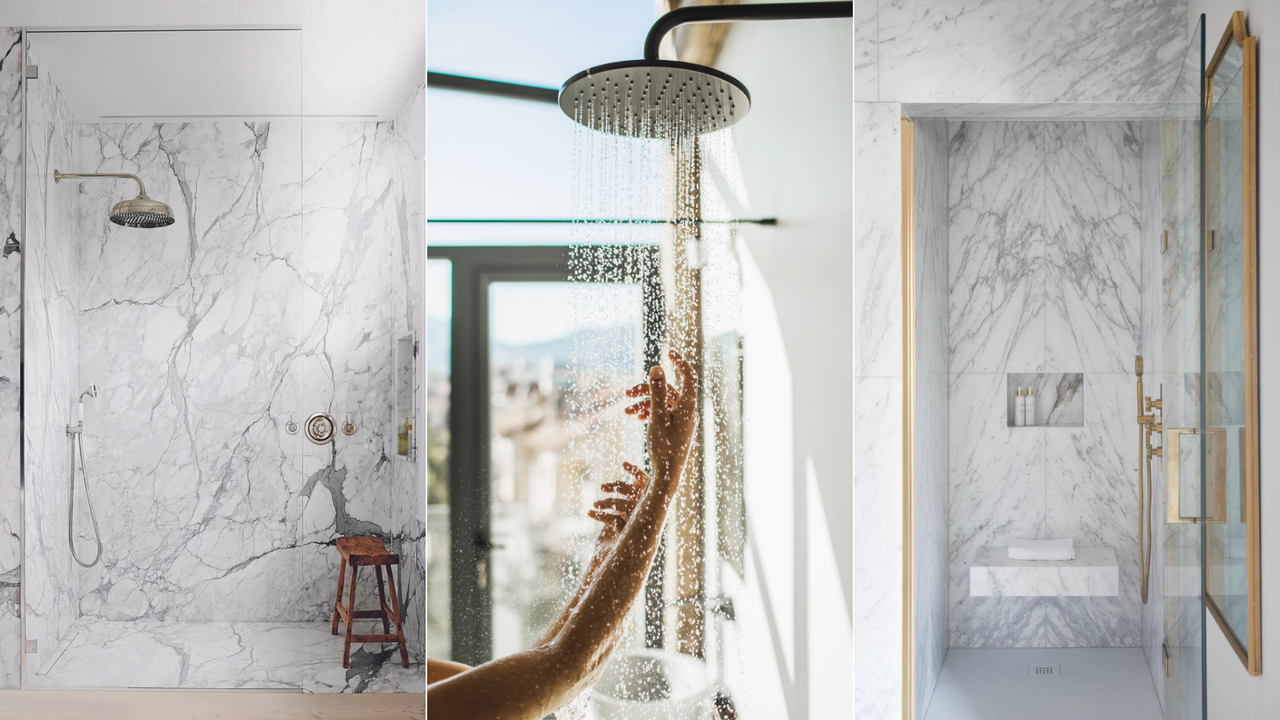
[1159, 14, 1206, 719]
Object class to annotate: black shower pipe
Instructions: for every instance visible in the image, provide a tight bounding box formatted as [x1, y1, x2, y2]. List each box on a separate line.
[426, 72, 559, 104]
[642, 1, 854, 61]
[426, 2, 853, 105]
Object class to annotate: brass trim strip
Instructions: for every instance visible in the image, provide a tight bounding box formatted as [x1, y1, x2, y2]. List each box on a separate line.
[1241, 29, 1262, 679]
[1206, 10, 1247, 79]
[900, 117, 916, 720]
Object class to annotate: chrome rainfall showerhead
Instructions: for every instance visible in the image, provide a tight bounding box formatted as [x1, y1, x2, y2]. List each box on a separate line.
[559, 59, 751, 139]
[54, 170, 175, 229]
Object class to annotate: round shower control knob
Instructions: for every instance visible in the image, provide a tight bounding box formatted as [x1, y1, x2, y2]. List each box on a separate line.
[306, 413, 336, 445]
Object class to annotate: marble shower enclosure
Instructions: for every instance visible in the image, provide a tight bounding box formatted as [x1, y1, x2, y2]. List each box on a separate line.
[13, 63, 426, 679]
[22, 48, 82, 678]
[947, 120, 1145, 648]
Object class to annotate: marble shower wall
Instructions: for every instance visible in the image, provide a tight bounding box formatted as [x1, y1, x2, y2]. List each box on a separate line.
[858, 0, 1187, 107]
[0, 27, 22, 689]
[853, 100, 902, 720]
[948, 120, 1144, 648]
[73, 120, 308, 626]
[911, 117, 948, 717]
[22, 48, 81, 679]
[70, 114, 423, 636]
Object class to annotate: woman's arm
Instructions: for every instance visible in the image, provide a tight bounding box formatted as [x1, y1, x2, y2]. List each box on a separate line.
[427, 658, 471, 684]
[427, 351, 698, 720]
[532, 471, 648, 648]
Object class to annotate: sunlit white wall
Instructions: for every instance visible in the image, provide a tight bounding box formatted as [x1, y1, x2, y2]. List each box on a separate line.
[713, 12, 853, 720]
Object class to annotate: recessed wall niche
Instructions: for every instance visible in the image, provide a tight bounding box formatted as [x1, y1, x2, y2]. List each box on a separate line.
[1006, 373, 1084, 427]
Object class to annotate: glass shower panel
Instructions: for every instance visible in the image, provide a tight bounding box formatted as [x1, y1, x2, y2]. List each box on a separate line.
[486, 281, 646, 658]
[1203, 37, 1249, 651]
[1159, 14, 1205, 719]
[22, 28, 307, 690]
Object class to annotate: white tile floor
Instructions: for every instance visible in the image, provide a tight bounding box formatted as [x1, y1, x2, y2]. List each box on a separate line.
[28, 619, 424, 693]
[923, 648, 1163, 720]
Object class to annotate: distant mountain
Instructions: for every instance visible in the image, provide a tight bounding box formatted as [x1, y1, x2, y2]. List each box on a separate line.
[426, 318, 643, 376]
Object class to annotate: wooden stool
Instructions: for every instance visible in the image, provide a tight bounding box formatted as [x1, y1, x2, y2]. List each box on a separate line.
[332, 536, 410, 668]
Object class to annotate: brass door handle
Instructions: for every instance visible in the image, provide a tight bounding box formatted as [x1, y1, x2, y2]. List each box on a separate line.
[1165, 427, 1229, 524]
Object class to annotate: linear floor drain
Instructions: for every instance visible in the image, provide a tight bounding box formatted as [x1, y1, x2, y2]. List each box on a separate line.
[1028, 663, 1061, 678]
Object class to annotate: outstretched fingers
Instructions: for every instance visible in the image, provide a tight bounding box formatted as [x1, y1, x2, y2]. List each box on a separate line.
[601, 480, 643, 498]
[669, 349, 697, 413]
[648, 364, 669, 420]
[588, 509, 626, 533]
[622, 461, 651, 489]
[623, 398, 652, 420]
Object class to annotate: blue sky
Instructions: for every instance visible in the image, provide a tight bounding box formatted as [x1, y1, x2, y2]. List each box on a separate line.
[426, 1, 656, 228]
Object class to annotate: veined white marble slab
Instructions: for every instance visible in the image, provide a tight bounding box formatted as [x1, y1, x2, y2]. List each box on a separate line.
[970, 546, 1119, 597]
[28, 618, 423, 693]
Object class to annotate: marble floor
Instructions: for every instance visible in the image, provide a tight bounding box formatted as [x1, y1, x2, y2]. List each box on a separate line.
[28, 620, 424, 693]
[923, 648, 1163, 720]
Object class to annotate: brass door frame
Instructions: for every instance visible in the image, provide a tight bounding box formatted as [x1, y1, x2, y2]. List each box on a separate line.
[1203, 10, 1261, 676]
[900, 116, 916, 720]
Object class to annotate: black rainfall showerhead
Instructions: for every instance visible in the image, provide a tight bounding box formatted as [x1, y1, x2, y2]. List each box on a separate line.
[559, 1, 852, 138]
[54, 170, 175, 229]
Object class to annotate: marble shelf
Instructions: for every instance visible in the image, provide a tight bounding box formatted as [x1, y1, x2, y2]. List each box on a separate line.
[970, 546, 1119, 597]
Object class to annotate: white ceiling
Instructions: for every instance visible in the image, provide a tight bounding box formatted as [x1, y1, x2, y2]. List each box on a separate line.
[0, 0, 424, 120]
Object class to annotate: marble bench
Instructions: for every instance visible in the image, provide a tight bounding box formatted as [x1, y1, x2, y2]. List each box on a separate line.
[970, 546, 1119, 597]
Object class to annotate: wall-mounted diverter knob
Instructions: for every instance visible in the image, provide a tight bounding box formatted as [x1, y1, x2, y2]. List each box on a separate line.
[306, 413, 336, 445]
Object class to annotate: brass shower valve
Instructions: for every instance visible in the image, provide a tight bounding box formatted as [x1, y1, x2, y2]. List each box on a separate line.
[1146, 396, 1163, 412]
[1148, 444, 1164, 458]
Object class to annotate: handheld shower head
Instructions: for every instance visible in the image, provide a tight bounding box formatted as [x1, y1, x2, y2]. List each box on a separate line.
[77, 385, 99, 423]
[54, 170, 175, 229]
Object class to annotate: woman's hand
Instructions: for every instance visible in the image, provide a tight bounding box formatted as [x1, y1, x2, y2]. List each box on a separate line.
[623, 349, 698, 480]
[584, 462, 649, 570]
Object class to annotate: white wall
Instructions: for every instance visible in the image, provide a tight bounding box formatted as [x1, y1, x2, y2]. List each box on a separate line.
[1188, 2, 1280, 718]
[714, 12, 853, 720]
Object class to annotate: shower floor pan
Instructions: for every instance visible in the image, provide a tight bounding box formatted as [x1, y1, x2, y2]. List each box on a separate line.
[27, 619, 423, 693]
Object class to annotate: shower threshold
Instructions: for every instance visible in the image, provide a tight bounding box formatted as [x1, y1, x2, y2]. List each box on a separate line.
[27, 619, 423, 693]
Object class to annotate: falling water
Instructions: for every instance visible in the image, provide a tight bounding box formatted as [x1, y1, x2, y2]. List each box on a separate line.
[544, 79, 748, 719]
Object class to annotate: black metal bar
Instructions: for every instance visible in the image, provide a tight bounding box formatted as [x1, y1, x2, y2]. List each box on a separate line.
[427, 218, 778, 225]
[426, 71, 559, 104]
[643, 1, 853, 60]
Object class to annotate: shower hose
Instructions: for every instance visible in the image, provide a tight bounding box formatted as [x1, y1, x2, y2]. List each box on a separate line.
[69, 431, 103, 568]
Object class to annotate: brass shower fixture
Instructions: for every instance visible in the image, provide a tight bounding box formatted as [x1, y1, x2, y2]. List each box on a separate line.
[1135, 355, 1163, 605]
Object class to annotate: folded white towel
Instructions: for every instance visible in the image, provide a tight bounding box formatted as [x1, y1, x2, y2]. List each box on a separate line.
[1008, 538, 1075, 561]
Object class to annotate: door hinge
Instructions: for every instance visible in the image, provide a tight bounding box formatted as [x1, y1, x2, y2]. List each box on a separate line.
[23, 64, 38, 80]
[24, 639, 37, 655]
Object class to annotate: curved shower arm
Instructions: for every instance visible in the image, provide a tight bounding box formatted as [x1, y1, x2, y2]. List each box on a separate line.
[53, 170, 149, 198]
[643, 1, 853, 61]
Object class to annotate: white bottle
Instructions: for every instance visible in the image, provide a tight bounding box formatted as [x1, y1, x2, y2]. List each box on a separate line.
[1025, 388, 1036, 426]
[1014, 388, 1026, 426]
